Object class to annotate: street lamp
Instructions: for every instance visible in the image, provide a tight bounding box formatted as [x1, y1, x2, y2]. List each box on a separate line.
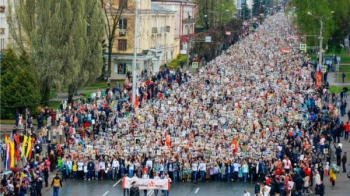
[307, 11, 334, 84]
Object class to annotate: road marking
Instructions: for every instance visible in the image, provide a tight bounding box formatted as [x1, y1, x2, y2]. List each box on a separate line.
[102, 191, 109, 196]
[195, 188, 199, 194]
[147, 190, 154, 196]
[113, 179, 122, 187]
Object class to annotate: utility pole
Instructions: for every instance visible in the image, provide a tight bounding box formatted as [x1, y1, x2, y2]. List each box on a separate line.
[319, 19, 324, 84]
[186, 16, 191, 70]
[132, 0, 139, 107]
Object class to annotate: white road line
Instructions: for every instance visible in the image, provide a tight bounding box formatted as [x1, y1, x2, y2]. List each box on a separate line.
[102, 191, 109, 196]
[147, 190, 154, 196]
[113, 179, 122, 187]
[195, 188, 199, 194]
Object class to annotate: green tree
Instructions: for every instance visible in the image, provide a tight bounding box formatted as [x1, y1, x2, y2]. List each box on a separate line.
[195, 0, 236, 29]
[289, 0, 336, 51]
[0, 49, 41, 119]
[8, 0, 105, 105]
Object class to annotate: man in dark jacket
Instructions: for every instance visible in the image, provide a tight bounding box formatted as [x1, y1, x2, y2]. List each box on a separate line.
[319, 181, 325, 196]
[254, 182, 260, 196]
[36, 175, 43, 196]
[87, 158, 95, 180]
[129, 181, 139, 196]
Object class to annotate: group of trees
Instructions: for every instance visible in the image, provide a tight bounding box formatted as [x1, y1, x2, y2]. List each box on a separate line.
[195, 0, 236, 30]
[0, 49, 41, 119]
[2, 0, 105, 111]
[289, 0, 350, 53]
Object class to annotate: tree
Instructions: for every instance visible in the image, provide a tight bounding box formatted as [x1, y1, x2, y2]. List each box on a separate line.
[289, 0, 336, 52]
[195, 0, 236, 29]
[0, 49, 41, 119]
[327, 0, 350, 53]
[8, 0, 105, 105]
[100, 0, 127, 77]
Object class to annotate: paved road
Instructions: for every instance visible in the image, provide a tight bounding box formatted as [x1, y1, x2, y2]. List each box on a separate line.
[43, 179, 255, 196]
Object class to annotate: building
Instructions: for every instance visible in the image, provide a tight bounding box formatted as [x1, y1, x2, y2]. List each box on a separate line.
[152, 0, 196, 55]
[107, 0, 176, 80]
[0, 0, 9, 52]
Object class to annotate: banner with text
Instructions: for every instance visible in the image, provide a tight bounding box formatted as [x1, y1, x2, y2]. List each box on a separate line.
[123, 177, 169, 190]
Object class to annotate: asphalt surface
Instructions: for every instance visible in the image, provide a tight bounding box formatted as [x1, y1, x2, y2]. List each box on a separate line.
[43, 179, 256, 196]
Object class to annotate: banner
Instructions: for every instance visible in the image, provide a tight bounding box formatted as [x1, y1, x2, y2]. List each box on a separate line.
[316, 71, 322, 88]
[123, 177, 169, 190]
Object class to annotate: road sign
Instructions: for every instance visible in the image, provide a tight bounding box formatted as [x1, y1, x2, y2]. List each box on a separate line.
[336, 56, 341, 63]
[192, 62, 198, 69]
[321, 65, 327, 73]
[300, 44, 307, 51]
[205, 36, 211, 43]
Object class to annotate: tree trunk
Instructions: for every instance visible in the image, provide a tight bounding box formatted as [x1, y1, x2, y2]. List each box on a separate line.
[107, 41, 113, 77]
[41, 84, 50, 107]
[68, 84, 75, 105]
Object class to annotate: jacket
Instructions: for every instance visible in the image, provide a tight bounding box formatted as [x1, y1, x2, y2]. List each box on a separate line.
[129, 186, 140, 196]
[51, 176, 62, 187]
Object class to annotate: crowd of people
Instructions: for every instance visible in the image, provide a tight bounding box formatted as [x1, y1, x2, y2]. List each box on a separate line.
[1, 10, 350, 196]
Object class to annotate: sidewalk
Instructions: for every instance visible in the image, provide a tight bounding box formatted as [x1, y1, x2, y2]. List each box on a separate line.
[327, 72, 350, 86]
[50, 89, 100, 102]
[323, 95, 350, 195]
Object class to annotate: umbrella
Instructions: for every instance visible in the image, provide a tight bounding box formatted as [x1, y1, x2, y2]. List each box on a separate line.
[10, 167, 22, 172]
[2, 171, 13, 175]
[119, 98, 127, 103]
[343, 87, 348, 92]
[320, 117, 333, 122]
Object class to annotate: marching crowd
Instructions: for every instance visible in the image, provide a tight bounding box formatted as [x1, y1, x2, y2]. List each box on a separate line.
[1, 10, 350, 196]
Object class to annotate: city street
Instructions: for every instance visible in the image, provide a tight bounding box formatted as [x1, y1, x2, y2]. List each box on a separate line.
[43, 179, 255, 196]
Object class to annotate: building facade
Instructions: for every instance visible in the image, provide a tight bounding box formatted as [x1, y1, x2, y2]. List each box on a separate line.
[107, 0, 176, 80]
[152, 0, 196, 55]
[0, 0, 9, 53]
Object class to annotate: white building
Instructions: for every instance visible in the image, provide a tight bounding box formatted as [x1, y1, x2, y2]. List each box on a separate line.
[151, 0, 196, 55]
[0, 0, 9, 52]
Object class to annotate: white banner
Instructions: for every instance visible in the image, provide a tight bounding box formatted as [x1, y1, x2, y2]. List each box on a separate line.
[123, 177, 170, 190]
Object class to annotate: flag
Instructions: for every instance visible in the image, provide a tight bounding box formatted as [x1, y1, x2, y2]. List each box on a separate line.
[13, 134, 20, 163]
[21, 135, 28, 158]
[26, 136, 32, 159]
[9, 133, 15, 168]
[5, 135, 10, 170]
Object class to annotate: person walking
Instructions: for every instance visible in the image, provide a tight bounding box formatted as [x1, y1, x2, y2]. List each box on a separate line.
[342, 72, 346, 83]
[342, 152, 347, 173]
[122, 174, 129, 196]
[319, 181, 325, 196]
[129, 181, 140, 196]
[329, 168, 337, 190]
[51, 173, 62, 196]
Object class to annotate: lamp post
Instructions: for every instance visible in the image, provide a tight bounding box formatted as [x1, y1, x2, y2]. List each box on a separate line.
[307, 11, 334, 84]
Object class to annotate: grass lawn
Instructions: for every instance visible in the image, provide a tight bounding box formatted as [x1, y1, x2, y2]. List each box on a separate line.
[329, 86, 348, 94]
[310, 50, 350, 64]
[81, 81, 109, 90]
[334, 72, 350, 83]
[49, 92, 57, 99]
[339, 65, 350, 72]
[0, 119, 15, 124]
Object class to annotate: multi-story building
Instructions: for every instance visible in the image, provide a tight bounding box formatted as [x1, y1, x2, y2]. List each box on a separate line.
[152, 0, 196, 55]
[0, 0, 9, 53]
[107, 0, 176, 80]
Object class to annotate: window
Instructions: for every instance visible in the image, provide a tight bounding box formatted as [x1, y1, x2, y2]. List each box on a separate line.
[117, 63, 126, 74]
[118, 18, 127, 29]
[119, 0, 127, 9]
[118, 39, 127, 51]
